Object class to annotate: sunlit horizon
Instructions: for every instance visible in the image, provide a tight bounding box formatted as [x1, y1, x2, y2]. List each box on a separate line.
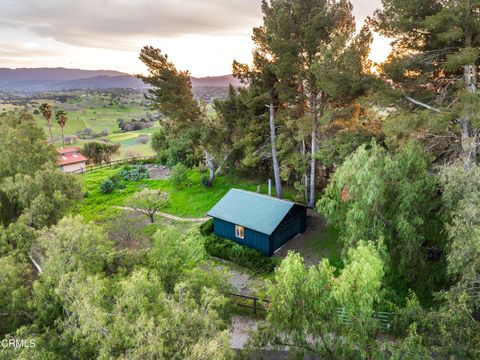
[0, 0, 391, 77]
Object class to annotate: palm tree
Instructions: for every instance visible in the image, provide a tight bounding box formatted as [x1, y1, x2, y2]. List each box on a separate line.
[39, 103, 54, 144]
[55, 110, 68, 148]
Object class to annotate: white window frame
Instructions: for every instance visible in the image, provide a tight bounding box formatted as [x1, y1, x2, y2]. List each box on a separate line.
[235, 225, 244, 239]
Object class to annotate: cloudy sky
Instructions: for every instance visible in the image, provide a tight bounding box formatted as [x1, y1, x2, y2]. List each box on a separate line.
[0, 0, 390, 77]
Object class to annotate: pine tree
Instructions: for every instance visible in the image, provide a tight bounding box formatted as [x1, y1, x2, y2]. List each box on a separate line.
[374, 0, 480, 170]
[253, 0, 372, 206]
[138, 46, 229, 186]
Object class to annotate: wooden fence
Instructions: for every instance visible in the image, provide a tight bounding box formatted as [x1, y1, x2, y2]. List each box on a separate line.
[337, 308, 396, 331]
[72, 156, 157, 174]
[229, 292, 396, 331]
[229, 293, 270, 314]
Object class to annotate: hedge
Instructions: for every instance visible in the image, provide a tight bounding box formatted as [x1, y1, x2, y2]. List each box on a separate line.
[199, 218, 214, 237]
[204, 235, 275, 274]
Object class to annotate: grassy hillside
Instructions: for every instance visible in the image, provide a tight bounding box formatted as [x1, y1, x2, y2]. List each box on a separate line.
[76, 167, 280, 222]
[1, 89, 158, 158]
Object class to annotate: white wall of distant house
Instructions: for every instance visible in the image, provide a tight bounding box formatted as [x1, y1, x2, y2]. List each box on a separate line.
[61, 162, 86, 173]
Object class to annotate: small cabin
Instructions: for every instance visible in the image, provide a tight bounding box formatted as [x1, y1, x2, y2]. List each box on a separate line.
[207, 189, 307, 256]
[57, 147, 87, 173]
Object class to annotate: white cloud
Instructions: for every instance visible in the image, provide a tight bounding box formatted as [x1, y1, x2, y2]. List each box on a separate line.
[0, 0, 388, 77]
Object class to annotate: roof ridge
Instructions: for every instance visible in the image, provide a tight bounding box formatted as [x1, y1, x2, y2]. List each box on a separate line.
[230, 188, 298, 205]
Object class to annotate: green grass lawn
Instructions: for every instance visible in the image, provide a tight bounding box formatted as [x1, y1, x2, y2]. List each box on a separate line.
[301, 225, 343, 268]
[76, 167, 290, 222]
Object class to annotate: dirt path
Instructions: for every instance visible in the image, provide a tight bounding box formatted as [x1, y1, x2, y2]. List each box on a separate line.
[144, 165, 171, 180]
[115, 206, 210, 223]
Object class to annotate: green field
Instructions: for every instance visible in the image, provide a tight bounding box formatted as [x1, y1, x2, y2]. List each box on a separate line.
[1, 90, 158, 158]
[76, 167, 281, 222]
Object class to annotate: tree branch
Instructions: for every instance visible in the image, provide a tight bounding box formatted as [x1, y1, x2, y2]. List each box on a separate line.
[405, 96, 441, 113]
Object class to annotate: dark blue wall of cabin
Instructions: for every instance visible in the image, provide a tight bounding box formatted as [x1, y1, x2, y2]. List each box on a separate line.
[213, 218, 271, 255]
[212, 205, 307, 257]
[271, 205, 307, 253]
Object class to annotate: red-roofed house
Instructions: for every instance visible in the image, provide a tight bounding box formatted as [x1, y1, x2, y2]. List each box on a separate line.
[57, 147, 87, 173]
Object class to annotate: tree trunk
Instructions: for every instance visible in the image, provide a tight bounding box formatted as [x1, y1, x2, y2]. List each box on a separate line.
[149, 213, 155, 223]
[302, 138, 309, 204]
[47, 121, 54, 144]
[462, 6, 478, 170]
[204, 149, 215, 187]
[214, 153, 230, 177]
[462, 62, 478, 170]
[269, 103, 282, 198]
[61, 126, 65, 148]
[309, 94, 318, 208]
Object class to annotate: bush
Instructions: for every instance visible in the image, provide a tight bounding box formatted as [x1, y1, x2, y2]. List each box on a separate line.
[199, 218, 214, 236]
[204, 235, 276, 274]
[99, 179, 116, 194]
[171, 163, 189, 187]
[200, 174, 212, 188]
[118, 165, 149, 181]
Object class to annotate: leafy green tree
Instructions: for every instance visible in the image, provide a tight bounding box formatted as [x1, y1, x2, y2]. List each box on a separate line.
[374, 0, 480, 169]
[81, 141, 120, 165]
[0, 255, 32, 336]
[0, 111, 57, 180]
[170, 162, 189, 187]
[438, 164, 480, 314]
[32, 216, 114, 327]
[252, 241, 386, 359]
[126, 188, 169, 223]
[39, 103, 54, 144]
[151, 125, 202, 167]
[0, 112, 81, 227]
[148, 227, 204, 292]
[1, 168, 82, 228]
[213, 86, 271, 176]
[0, 219, 36, 256]
[318, 141, 441, 298]
[317, 128, 380, 168]
[55, 110, 68, 148]
[53, 269, 233, 359]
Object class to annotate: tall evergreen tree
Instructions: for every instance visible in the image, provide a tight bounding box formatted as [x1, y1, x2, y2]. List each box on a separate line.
[138, 46, 229, 186]
[253, 0, 372, 206]
[232, 26, 284, 197]
[374, 0, 480, 170]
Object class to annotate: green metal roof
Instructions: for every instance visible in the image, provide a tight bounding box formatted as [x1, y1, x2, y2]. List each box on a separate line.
[207, 189, 299, 235]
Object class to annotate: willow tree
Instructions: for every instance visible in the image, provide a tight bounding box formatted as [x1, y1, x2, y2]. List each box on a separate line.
[255, 0, 372, 206]
[374, 0, 480, 170]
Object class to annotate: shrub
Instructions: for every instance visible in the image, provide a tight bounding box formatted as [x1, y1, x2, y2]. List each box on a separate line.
[119, 165, 149, 181]
[99, 179, 116, 194]
[204, 235, 275, 274]
[200, 174, 212, 188]
[199, 218, 214, 236]
[171, 163, 189, 187]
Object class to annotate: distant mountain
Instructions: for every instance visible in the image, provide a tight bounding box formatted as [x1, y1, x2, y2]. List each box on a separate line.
[191, 75, 242, 88]
[0, 67, 242, 92]
[0, 68, 125, 82]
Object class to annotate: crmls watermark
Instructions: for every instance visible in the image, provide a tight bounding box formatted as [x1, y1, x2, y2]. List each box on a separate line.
[1, 338, 36, 348]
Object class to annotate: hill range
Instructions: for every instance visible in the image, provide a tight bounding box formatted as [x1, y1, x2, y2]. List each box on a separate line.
[0, 67, 242, 92]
